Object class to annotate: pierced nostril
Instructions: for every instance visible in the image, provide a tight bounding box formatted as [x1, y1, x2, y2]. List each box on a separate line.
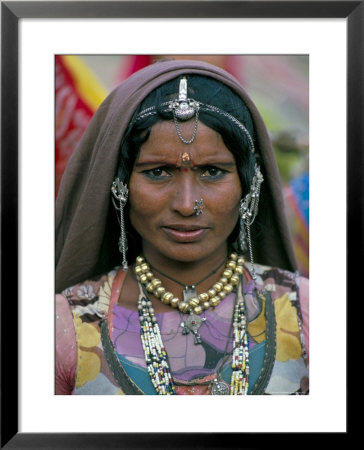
[174, 203, 196, 217]
[193, 199, 205, 216]
[172, 193, 197, 217]
[172, 175, 201, 216]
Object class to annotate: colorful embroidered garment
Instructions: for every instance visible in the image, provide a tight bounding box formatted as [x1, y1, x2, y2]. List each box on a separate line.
[56, 264, 309, 395]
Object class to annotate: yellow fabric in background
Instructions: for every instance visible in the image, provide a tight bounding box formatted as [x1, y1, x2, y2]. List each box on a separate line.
[61, 55, 108, 112]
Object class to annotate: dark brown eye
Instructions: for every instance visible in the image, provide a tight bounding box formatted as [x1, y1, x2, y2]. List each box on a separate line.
[200, 166, 226, 179]
[151, 168, 163, 177]
[143, 167, 171, 179]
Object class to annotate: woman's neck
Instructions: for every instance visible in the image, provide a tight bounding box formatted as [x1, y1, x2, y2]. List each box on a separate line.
[139, 245, 230, 301]
[144, 247, 227, 279]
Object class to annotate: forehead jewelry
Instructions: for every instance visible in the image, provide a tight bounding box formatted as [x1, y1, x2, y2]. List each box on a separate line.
[181, 152, 192, 166]
[194, 198, 205, 216]
[111, 178, 129, 271]
[168, 77, 200, 145]
[135, 81, 256, 155]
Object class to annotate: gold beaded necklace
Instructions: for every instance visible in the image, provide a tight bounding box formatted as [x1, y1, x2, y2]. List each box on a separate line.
[134, 253, 245, 344]
[134, 253, 244, 315]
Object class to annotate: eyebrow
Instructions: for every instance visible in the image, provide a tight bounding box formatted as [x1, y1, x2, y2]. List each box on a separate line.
[135, 161, 236, 168]
[199, 162, 236, 167]
[135, 161, 177, 167]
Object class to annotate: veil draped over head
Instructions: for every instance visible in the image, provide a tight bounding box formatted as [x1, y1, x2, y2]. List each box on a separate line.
[56, 59, 297, 293]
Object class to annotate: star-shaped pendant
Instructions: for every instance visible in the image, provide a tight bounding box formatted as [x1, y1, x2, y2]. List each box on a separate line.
[180, 312, 206, 345]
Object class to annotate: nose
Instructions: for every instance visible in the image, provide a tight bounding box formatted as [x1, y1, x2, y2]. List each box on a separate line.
[171, 173, 200, 217]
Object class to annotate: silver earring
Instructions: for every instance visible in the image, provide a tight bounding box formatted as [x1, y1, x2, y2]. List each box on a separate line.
[194, 199, 205, 216]
[239, 165, 264, 280]
[111, 178, 129, 271]
[169, 77, 200, 144]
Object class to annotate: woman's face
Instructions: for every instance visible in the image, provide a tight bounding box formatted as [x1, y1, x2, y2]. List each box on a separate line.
[128, 120, 242, 266]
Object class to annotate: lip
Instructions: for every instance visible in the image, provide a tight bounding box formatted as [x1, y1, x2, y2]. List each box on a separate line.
[162, 225, 208, 242]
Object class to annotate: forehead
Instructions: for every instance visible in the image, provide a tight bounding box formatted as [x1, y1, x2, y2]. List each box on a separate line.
[138, 120, 234, 162]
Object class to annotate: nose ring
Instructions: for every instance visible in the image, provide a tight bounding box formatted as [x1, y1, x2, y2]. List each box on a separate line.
[194, 199, 205, 216]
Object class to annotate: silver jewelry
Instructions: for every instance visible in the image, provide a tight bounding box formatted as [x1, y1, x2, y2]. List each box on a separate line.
[149, 257, 226, 305]
[194, 198, 205, 216]
[111, 178, 129, 271]
[135, 86, 255, 154]
[210, 377, 230, 395]
[180, 313, 207, 345]
[168, 77, 200, 144]
[239, 165, 264, 280]
[199, 103, 255, 154]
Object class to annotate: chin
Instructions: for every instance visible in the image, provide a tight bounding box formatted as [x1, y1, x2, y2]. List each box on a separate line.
[160, 243, 226, 264]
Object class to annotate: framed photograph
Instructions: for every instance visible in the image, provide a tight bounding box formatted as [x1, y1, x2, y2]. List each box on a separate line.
[2, 1, 360, 447]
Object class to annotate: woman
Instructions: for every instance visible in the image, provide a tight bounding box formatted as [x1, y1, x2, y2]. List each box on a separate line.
[56, 59, 309, 395]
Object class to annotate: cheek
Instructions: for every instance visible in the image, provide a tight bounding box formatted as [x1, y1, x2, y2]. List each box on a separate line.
[128, 177, 165, 226]
[211, 198, 240, 232]
[205, 179, 242, 217]
[214, 188, 241, 235]
[212, 192, 241, 212]
[129, 193, 152, 225]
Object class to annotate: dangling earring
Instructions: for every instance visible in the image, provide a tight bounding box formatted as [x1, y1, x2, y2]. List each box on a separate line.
[111, 178, 129, 271]
[239, 165, 264, 280]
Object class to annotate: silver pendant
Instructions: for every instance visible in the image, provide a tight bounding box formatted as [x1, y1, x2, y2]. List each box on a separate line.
[210, 377, 230, 395]
[180, 312, 206, 345]
[183, 285, 197, 302]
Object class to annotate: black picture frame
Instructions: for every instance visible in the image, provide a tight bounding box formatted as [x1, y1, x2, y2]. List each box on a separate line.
[1, 1, 360, 448]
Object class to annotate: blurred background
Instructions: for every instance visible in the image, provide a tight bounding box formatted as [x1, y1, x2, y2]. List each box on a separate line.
[55, 54, 309, 277]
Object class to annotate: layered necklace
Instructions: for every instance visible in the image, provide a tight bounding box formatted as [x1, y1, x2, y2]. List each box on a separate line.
[134, 253, 245, 313]
[135, 253, 250, 395]
[135, 252, 245, 343]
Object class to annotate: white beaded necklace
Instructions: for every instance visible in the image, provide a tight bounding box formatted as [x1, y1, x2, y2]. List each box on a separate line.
[137, 276, 249, 395]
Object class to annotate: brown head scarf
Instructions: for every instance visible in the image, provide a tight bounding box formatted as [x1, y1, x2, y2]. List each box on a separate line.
[56, 59, 297, 293]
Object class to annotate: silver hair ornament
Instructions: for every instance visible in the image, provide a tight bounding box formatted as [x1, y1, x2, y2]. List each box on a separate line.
[135, 79, 255, 154]
[169, 77, 200, 144]
[111, 178, 129, 271]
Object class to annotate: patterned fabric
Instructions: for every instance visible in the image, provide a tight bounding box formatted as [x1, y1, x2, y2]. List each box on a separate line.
[55, 264, 309, 395]
[55, 55, 107, 198]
